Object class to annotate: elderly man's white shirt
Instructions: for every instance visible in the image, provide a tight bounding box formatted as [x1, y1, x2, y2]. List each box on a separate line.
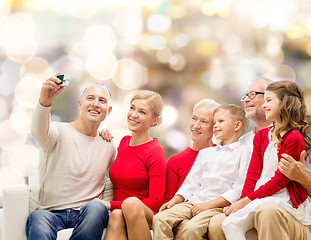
[239, 130, 255, 152]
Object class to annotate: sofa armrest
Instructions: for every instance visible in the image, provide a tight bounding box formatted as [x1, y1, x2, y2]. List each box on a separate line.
[2, 186, 30, 240]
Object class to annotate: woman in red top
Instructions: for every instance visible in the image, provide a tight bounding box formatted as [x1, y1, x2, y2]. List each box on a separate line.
[99, 90, 166, 240]
[163, 99, 220, 203]
[160, 99, 220, 239]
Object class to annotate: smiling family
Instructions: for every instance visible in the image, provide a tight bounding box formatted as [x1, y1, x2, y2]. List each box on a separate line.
[26, 75, 311, 240]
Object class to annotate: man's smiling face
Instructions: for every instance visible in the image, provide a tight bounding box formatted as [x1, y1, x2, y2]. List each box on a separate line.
[243, 79, 266, 122]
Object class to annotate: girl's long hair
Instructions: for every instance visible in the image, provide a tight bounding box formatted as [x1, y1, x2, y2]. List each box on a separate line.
[266, 81, 311, 157]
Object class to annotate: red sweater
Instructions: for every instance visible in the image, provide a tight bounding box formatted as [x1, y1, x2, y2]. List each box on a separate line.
[109, 136, 166, 213]
[164, 147, 199, 202]
[241, 128, 307, 208]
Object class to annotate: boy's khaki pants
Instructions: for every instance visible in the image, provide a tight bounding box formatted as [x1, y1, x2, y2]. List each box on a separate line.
[152, 202, 223, 240]
[208, 202, 311, 240]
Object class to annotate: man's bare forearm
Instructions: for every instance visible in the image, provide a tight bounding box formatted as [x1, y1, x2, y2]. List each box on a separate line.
[299, 171, 311, 197]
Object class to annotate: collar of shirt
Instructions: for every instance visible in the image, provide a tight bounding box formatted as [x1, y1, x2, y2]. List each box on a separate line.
[214, 141, 240, 150]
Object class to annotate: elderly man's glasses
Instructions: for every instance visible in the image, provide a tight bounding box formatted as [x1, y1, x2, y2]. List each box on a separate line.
[241, 91, 264, 101]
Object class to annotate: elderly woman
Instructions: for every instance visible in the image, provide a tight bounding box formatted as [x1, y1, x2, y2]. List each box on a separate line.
[159, 99, 220, 239]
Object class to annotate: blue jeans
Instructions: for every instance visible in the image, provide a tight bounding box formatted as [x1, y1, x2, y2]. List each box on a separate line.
[26, 201, 109, 240]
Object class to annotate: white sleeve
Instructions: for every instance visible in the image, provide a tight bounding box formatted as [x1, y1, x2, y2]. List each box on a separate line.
[176, 150, 204, 201]
[221, 147, 251, 203]
[31, 103, 59, 152]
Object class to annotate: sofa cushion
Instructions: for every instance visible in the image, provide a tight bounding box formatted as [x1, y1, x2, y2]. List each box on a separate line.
[57, 228, 73, 240]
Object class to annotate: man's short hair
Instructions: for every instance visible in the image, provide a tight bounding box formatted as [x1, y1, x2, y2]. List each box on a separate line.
[82, 83, 111, 106]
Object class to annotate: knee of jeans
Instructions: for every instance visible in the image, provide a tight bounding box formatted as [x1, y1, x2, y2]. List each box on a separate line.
[27, 210, 53, 224]
[26, 210, 57, 235]
[83, 201, 109, 218]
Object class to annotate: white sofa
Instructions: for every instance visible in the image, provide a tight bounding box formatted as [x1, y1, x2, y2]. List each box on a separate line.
[2, 166, 110, 240]
[2, 185, 30, 240]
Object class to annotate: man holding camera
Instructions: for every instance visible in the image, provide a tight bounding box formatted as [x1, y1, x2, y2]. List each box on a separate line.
[26, 74, 116, 240]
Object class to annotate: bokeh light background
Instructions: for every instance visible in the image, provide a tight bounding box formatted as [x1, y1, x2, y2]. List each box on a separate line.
[1, 0, 311, 197]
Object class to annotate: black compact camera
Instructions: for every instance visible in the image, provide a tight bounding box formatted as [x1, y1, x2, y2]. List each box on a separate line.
[56, 74, 70, 87]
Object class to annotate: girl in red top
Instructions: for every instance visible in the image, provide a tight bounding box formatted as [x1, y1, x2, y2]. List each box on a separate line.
[100, 90, 166, 240]
[222, 81, 311, 240]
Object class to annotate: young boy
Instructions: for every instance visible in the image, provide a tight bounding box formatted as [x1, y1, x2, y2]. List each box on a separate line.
[152, 104, 250, 240]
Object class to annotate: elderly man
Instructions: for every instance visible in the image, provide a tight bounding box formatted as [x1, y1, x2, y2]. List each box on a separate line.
[208, 78, 311, 240]
[26, 74, 116, 240]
